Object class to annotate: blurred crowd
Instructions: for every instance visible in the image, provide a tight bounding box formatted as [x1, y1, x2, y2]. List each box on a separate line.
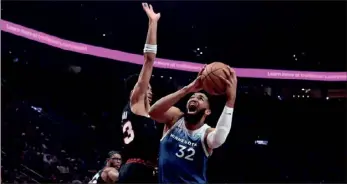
[2, 98, 99, 183]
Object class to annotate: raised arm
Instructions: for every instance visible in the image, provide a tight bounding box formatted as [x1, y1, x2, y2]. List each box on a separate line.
[149, 66, 206, 127]
[148, 87, 188, 126]
[130, 3, 160, 114]
[206, 67, 237, 149]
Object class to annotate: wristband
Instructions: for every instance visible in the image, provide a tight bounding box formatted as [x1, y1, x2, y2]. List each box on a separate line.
[143, 44, 157, 54]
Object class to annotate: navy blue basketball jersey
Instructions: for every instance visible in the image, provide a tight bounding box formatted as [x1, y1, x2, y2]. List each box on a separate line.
[158, 117, 211, 183]
[121, 103, 159, 163]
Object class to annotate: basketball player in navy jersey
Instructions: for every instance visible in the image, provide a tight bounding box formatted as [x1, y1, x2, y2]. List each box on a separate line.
[89, 151, 122, 183]
[118, 3, 160, 183]
[149, 66, 237, 183]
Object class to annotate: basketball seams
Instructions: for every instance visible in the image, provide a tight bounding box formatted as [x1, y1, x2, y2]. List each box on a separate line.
[207, 63, 218, 94]
[209, 68, 226, 94]
[208, 62, 217, 73]
[200, 73, 208, 81]
[206, 74, 219, 95]
[201, 62, 227, 95]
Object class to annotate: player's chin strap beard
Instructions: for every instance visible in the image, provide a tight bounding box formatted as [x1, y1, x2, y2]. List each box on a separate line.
[184, 108, 206, 125]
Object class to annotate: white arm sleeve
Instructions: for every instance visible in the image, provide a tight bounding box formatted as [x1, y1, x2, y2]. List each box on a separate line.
[207, 106, 234, 149]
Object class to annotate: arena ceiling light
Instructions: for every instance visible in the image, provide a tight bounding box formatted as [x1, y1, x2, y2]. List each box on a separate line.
[68, 65, 82, 74]
[255, 140, 268, 146]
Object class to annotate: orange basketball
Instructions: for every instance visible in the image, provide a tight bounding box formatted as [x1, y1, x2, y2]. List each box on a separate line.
[201, 62, 231, 95]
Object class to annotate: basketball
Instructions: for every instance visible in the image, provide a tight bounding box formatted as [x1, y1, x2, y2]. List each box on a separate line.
[201, 62, 231, 95]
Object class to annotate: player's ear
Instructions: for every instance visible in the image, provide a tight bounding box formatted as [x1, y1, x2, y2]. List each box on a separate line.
[205, 109, 211, 116]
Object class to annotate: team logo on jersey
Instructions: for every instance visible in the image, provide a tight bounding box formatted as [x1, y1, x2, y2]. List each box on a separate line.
[170, 133, 198, 147]
[122, 111, 128, 121]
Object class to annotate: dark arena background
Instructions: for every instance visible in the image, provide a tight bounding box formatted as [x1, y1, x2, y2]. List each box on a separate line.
[1, 1, 346, 183]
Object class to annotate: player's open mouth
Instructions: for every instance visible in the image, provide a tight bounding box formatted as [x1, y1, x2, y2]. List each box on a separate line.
[187, 101, 198, 113]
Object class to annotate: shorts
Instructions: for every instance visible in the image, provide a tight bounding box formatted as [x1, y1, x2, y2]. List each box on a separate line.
[118, 162, 156, 183]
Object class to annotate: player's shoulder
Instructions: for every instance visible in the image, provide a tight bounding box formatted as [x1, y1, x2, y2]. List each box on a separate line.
[124, 102, 150, 118]
[195, 124, 211, 136]
[96, 169, 104, 174]
[103, 167, 117, 172]
[205, 126, 214, 134]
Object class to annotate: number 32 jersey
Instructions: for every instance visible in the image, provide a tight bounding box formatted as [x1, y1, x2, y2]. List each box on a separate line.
[121, 103, 159, 163]
[158, 117, 211, 183]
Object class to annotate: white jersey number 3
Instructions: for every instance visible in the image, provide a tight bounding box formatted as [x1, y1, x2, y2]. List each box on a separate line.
[123, 121, 134, 144]
[176, 144, 195, 161]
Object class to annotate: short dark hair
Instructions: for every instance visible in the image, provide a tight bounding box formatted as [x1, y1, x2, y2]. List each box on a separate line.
[108, 151, 121, 158]
[105, 151, 121, 165]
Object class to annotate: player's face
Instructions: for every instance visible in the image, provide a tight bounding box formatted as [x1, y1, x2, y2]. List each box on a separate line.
[186, 93, 210, 115]
[109, 153, 122, 170]
[147, 84, 153, 104]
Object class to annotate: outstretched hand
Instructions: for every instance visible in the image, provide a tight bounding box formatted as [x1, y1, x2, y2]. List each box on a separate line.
[142, 3, 161, 22]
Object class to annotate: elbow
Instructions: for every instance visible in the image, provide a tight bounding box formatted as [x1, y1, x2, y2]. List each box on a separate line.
[207, 131, 228, 149]
[210, 139, 225, 149]
[148, 107, 158, 118]
[148, 109, 154, 117]
[149, 106, 166, 122]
